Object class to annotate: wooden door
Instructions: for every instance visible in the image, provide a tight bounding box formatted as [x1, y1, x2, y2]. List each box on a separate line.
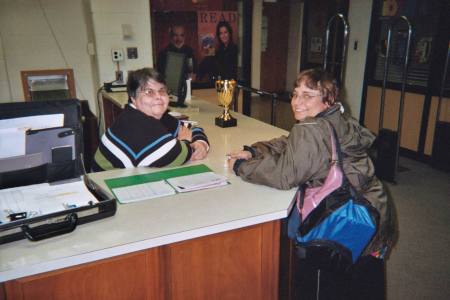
[260, 1, 290, 93]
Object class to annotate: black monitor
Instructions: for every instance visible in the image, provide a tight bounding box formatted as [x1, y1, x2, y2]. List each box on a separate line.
[164, 51, 187, 107]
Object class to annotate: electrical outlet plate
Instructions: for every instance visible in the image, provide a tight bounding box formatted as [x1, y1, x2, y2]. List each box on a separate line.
[111, 48, 124, 62]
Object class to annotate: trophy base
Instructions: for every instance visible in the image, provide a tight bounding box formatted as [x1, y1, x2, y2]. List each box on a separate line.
[215, 117, 237, 128]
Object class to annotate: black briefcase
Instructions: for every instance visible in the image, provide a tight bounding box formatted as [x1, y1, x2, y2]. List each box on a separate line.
[0, 99, 116, 244]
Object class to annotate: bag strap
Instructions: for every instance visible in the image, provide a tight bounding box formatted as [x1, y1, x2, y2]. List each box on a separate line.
[324, 120, 360, 200]
[324, 120, 343, 170]
[296, 120, 343, 216]
[327, 121, 338, 164]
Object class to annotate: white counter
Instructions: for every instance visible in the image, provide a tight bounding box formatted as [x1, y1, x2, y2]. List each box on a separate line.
[0, 97, 295, 282]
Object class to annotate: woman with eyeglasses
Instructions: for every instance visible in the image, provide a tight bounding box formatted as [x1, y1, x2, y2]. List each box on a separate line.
[92, 68, 209, 171]
[227, 68, 396, 299]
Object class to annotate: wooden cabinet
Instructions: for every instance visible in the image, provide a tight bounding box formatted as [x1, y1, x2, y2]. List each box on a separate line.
[3, 221, 280, 300]
[4, 251, 154, 300]
[102, 95, 124, 129]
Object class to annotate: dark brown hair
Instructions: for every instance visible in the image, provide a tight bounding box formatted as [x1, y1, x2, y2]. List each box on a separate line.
[127, 68, 166, 100]
[216, 21, 233, 46]
[295, 68, 339, 106]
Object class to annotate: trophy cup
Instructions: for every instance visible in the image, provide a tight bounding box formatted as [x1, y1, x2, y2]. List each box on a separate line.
[215, 79, 237, 127]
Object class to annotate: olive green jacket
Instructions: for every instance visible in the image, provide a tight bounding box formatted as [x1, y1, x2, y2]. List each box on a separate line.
[236, 105, 396, 256]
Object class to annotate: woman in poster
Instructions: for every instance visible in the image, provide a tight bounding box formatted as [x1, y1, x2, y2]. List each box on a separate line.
[215, 21, 238, 80]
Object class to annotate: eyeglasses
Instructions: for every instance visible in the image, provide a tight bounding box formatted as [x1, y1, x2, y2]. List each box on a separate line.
[139, 88, 169, 97]
[290, 92, 322, 101]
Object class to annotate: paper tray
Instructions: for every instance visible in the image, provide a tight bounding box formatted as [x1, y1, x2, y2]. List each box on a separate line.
[0, 178, 117, 244]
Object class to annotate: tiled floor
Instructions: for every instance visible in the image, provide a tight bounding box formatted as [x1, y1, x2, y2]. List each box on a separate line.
[384, 158, 450, 300]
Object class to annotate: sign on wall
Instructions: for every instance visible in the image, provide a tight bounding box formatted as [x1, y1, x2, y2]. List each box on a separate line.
[197, 11, 238, 60]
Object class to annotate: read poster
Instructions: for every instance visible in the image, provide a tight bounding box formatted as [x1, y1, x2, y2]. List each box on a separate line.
[197, 11, 238, 61]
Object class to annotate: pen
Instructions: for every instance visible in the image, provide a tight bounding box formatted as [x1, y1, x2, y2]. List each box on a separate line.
[63, 203, 77, 209]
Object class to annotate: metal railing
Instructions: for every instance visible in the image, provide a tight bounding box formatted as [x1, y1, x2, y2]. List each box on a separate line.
[323, 13, 350, 85]
[234, 83, 278, 126]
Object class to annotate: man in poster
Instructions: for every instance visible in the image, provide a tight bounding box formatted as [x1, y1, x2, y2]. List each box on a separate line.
[157, 24, 197, 81]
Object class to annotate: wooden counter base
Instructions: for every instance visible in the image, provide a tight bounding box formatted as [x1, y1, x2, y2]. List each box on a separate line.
[2, 221, 280, 300]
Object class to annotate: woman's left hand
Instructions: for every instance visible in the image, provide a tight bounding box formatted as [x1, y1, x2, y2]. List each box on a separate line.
[227, 157, 237, 170]
[190, 141, 208, 161]
[226, 150, 252, 170]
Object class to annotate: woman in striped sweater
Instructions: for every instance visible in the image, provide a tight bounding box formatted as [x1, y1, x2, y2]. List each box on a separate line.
[92, 68, 209, 171]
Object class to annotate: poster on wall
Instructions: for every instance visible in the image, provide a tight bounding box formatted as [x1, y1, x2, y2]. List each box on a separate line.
[152, 10, 238, 84]
[197, 11, 238, 81]
[197, 11, 238, 59]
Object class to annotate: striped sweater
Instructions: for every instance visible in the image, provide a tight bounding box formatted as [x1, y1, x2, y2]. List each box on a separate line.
[92, 104, 209, 171]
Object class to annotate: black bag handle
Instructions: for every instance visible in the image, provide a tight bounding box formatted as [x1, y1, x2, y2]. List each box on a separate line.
[21, 213, 78, 241]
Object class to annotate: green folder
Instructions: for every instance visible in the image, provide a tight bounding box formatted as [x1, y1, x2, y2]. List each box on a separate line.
[105, 164, 212, 191]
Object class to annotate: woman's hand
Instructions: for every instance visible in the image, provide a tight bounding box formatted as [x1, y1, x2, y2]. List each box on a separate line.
[228, 150, 253, 160]
[190, 141, 208, 161]
[177, 126, 192, 142]
[226, 150, 252, 170]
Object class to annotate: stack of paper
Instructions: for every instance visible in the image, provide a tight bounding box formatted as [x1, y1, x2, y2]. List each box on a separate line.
[105, 164, 229, 204]
[166, 172, 228, 193]
[0, 181, 98, 223]
[111, 180, 175, 204]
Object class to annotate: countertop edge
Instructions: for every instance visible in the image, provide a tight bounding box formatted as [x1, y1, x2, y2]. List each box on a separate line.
[0, 209, 289, 282]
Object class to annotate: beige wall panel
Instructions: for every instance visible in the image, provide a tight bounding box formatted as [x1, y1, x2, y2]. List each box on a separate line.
[425, 96, 450, 155]
[424, 97, 439, 155]
[400, 93, 424, 151]
[365, 86, 426, 152]
[439, 97, 450, 122]
[383, 89, 401, 131]
[364, 86, 382, 134]
[363, 87, 403, 134]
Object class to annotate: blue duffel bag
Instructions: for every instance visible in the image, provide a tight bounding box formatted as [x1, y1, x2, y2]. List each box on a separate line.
[288, 121, 379, 267]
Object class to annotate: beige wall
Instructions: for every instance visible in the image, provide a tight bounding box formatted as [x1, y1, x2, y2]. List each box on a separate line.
[0, 0, 97, 112]
[0, 0, 153, 116]
[285, 0, 303, 91]
[251, 0, 262, 90]
[0, 36, 11, 101]
[345, 0, 373, 119]
[90, 0, 153, 86]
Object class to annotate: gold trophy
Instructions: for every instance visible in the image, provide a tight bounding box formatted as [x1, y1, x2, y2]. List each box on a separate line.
[215, 79, 237, 127]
